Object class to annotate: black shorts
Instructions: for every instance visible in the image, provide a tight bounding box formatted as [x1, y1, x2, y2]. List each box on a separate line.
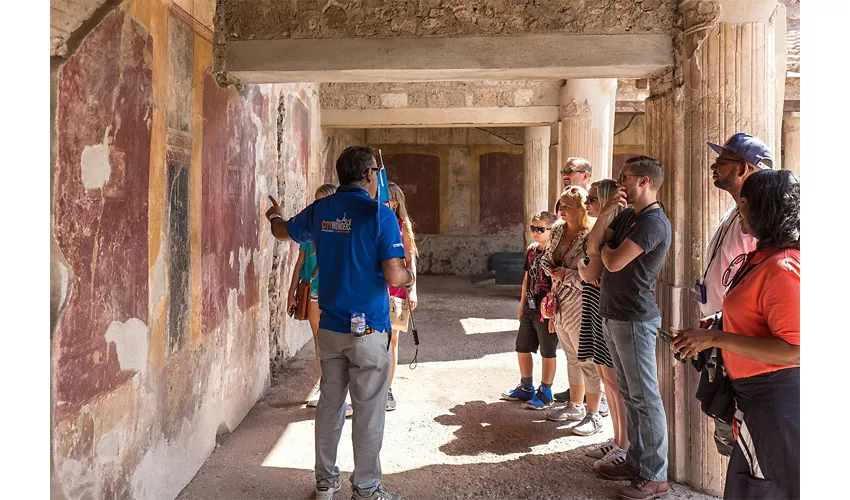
[516, 307, 558, 358]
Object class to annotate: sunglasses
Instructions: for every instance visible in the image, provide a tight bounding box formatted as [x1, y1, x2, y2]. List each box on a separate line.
[586, 196, 599, 203]
[529, 225, 552, 234]
[617, 172, 644, 183]
[713, 157, 743, 167]
[561, 168, 588, 176]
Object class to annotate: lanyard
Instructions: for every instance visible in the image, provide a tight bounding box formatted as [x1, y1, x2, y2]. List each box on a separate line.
[702, 208, 739, 280]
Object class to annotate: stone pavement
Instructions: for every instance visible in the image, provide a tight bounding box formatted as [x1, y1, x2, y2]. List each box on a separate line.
[178, 276, 718, 500]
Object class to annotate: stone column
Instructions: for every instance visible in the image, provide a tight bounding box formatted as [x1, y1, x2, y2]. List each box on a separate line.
[559, 79, 617, 183]
[643, 1, 781, 495]
[782, 111, 800, 176]
[523, 126, 550, 245]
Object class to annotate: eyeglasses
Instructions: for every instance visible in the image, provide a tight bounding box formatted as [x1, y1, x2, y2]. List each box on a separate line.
[617, 173, 644, 183]
[529, 226, 552, 234]
[722, 253, 748, 287]
[561, 168, 588, 176]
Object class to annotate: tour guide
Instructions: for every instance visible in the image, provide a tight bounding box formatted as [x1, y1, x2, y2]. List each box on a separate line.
[265, 146, 412, 500]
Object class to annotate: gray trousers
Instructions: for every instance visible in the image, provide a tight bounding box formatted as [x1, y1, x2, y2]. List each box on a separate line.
[315, 328, 390, 492]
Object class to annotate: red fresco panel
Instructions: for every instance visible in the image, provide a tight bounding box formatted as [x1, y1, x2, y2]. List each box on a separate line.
[201, 74, 265, 336]
[479, 152, 524, 234]
[383, 153, 440, 235]
[53, 10, 151, 418]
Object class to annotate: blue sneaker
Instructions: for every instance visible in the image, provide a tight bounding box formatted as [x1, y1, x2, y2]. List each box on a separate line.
[526, 385, 554, 410]
[500, 383, 534, 401]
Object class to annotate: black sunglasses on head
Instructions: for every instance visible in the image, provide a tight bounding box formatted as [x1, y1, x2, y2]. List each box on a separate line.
[529, 226, 552, 234]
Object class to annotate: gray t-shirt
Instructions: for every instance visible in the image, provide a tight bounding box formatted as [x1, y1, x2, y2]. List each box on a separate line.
[599, 205, 671, 322]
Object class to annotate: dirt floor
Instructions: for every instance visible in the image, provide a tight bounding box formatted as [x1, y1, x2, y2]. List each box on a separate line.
[178, 276, 718, 500]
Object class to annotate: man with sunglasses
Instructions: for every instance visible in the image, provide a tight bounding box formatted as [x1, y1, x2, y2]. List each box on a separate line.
[586, 156, 671, 500]
[561, 157, 593, 192]
[694, 133, 772, 457]
[265, 146, 410, 500]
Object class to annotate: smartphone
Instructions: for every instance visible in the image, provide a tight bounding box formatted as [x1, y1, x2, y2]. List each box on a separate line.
[656, 328, 686, 363]
[656, 328, 675, 344]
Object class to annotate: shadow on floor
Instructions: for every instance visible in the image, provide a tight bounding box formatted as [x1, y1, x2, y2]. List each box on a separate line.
[178, 447, 707, 500]
[433, 400, 580, 457]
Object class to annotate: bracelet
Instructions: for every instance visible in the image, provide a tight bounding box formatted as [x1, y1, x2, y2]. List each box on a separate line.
[268, 214, 283, 222]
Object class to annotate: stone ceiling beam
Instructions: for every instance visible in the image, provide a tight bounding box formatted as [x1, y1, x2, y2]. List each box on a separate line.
[226, 34, 673, 84]
[321, 106, 560, 128]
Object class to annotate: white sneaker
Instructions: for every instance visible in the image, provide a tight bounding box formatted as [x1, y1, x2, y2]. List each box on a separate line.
[547, 402, 586, 422]
[571, 412, 603, 436]
[345, 403, 353, 418]
[593, 445, 627, 471]
[584, 438, 615, 458]
[307, 388, 321, 408]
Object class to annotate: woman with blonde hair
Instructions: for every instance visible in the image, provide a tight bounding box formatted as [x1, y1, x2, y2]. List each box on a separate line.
[289, 184, 352, 417]
[385, 182, 419, 411]
[532, 186, 603, 416]
[574, 179, 631, 465]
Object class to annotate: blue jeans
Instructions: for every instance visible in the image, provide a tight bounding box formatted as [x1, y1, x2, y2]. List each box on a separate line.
[602, 317, 669, 482]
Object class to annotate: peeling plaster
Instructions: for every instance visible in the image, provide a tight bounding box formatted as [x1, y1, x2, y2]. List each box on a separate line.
[96, 431, 119, 460]
[59, 458, 98, 500]
[238, 247, 252, 294]
[104, 318, 149, 376]
[80, 129, 112, 189]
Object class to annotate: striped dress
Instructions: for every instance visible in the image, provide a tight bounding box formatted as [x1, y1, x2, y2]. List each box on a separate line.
[577, 250, 614, 368]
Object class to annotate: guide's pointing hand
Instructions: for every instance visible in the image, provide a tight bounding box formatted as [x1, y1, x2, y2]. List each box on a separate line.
[265, 195, 282, 221]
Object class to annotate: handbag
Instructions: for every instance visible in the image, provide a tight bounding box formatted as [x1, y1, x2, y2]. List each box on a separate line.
[389, 294, 410, 332]
[291, 267, 318, 321]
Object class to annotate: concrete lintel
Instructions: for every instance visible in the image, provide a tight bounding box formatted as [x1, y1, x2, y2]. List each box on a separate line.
[321, 106, 559, 128]
[227, 34, 673, 83]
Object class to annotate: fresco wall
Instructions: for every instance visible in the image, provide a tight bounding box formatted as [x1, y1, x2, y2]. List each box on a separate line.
[49, 1, 320, 497]
[366, 127, 525, 275]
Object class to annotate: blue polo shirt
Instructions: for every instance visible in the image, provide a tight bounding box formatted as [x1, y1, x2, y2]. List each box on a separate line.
[286, 185, 406, 334]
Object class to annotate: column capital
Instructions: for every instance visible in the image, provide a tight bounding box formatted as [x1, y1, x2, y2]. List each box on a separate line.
[679, 0, 777, 27]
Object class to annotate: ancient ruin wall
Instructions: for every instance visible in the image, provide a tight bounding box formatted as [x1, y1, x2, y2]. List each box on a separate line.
[217, 0, 679, 41]
[50, 2, 319, 498]
[321, 81, 563, 110]
[367, 128, 525, 275]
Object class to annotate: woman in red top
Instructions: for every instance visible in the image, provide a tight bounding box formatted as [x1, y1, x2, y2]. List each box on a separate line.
[385, 182, 418, 411]
[673, 169, 800, 499]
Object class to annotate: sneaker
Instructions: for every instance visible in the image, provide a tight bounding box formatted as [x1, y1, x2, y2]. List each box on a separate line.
[594, 446, 627, 470]
[500, 382, 534, 401]
[386, 388, 397, 411]
[615, 478, 670, 500]
[351, 484, 404, 500]
[599, 395, 609, 417]
[547, 402, 586, 422]
[307, 388, 321, 408]
[554, 389, 571, 402]
[597, 460, 641, 481]
[554, 389, 590, 403]
[584, 438, 616, 459]
[572, 412, 603, 436]
[525, 385, 555, 410]
[345, 403, 353, 418]
[315, 477, 341, 500]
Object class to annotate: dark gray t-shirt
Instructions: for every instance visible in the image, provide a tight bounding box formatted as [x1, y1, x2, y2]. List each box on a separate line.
[599, 205, 671, 322]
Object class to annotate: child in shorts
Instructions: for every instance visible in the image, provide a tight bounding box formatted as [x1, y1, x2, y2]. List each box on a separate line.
[501, 211, 559, 409]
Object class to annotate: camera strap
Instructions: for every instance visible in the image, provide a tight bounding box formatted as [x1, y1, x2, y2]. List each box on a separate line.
[407, 294, 420, 370]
